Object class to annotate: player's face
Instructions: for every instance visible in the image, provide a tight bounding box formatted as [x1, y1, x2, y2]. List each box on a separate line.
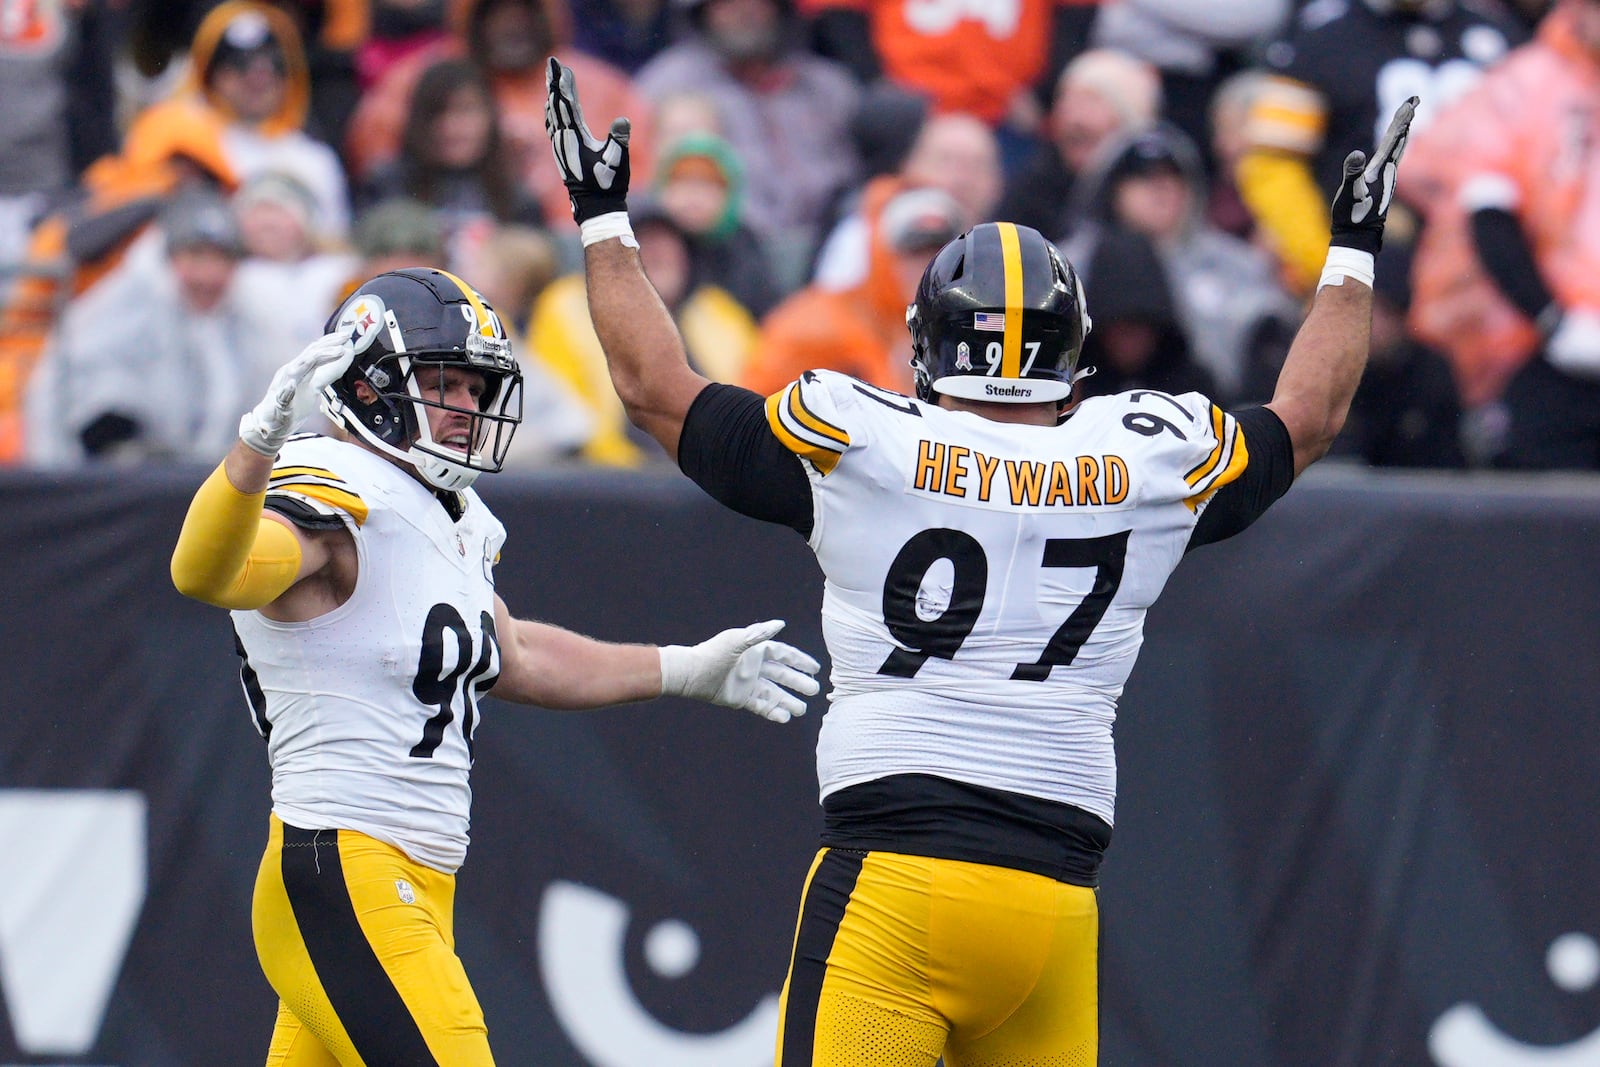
[418, 366, 490, 455]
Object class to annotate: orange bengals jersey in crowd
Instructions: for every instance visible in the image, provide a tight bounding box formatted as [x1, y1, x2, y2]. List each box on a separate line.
[1400, 4, 1600, 406]
[799, 0, 1088, 123]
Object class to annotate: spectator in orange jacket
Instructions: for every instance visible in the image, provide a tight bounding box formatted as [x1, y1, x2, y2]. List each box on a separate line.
[0, 104, 238, 464]
[1402, 0, 1600, 468]
[741, 184, 966, 397]
[128, 2, 353, 237]
[346, 0, 653, 232]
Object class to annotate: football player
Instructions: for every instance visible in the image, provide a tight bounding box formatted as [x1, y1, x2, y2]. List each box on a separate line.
[549, 56, 1415, 1066]
[169, 266, 822, 1065]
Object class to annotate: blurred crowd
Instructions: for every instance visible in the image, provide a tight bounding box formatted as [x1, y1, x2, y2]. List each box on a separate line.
[2, 0, 1596, 472]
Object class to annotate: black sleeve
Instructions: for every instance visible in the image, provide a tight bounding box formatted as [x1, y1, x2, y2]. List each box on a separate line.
[1186, 405, 1295, 551]
[677, 383, 815, 537]
[263, 496, 347, 531]
[1470, 206, 1553, 321]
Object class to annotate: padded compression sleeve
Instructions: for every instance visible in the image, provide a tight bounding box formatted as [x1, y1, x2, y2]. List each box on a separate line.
[170, 461, 304, 610]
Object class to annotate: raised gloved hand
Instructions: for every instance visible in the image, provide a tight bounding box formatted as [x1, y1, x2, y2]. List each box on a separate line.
[658, 620, 822, 724]
[1329, 95, 1419, 255]
[545, 57, 631, 224]
[239, 332, 355, 457]
[1546, 308, 1600, 379]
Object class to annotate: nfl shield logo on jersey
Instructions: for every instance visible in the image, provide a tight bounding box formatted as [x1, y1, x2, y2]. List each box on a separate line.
[955, 342, 972, 371]
[395, 879, 416, 904]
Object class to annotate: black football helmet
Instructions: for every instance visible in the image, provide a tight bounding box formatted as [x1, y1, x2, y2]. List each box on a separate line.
[908, 222, 1092, 405]
[321, 268, 523, 490]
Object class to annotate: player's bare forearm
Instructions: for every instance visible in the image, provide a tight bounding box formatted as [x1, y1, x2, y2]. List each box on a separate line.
[584, 239, 710, 461]
[223, 437, 276, 493]
[1266, 96, 1416, 478]
[1265, 279, 1372, 477]
[491, 596, 662, 708]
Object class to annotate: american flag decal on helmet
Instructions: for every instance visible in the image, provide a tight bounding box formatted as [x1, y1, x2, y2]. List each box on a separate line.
[973, 311, 1005, 332]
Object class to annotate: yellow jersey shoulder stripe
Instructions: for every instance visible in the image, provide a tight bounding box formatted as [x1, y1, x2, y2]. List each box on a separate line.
[1184, 412, 1250, 510]
[765, 381, 849, 475]
[1184, 404, 1230, 486]
[269, 465, 346, 484]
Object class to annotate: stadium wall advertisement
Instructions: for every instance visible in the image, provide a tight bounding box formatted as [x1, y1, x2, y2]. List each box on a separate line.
[1, 466, 1597, 1066]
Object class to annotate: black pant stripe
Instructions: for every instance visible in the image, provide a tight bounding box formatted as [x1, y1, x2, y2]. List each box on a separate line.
[781, 849, 866, 1066]
[280, 825, 439, 1066]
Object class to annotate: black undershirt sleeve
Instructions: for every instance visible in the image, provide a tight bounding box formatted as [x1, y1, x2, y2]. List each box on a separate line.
[1187, 405, 1296, 551]
[1470, 206, 1553, 321]
[677, 383, 815, 537]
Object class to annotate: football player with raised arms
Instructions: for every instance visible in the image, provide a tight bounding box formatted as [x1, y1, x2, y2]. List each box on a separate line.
[548, 56, 1417, 1065]
[169, 266, 822, 1065]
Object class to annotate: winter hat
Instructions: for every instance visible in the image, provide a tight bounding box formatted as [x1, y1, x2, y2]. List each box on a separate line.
[162, 190, 245, 257]
[880, 187, 967, 255]
[656, 133, 745, 239]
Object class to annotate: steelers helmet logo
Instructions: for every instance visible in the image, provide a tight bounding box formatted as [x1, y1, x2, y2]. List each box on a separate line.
[338, 294, 389, 354]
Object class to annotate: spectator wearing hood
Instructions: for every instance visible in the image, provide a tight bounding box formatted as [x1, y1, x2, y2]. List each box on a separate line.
[1063, 121, 1299, 404]
[347, 0, 655, 232]
[26, 189, 282, 466]
[524, 200, 760, 465]
[1074, 225, 1218, 400]
[635, 0, 860, 273]
[741, 184, 966, 396]
[654, 132, 783, 316]
[126, 2, 353, 237]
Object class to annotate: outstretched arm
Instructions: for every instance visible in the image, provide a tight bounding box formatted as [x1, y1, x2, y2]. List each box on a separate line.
[492, 595, 821, 722]
[1266, 96, 1418, 478]
[545, 57, 709, 461]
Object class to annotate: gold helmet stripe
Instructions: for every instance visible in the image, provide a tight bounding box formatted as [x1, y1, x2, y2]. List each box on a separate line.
[435, 268, 497, 337]
[997, 222, 1025, 378]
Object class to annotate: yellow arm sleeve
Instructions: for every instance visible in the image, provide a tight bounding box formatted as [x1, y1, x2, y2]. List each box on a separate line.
[1236, 149, 1332, 298]
[170, 462, 304, 611]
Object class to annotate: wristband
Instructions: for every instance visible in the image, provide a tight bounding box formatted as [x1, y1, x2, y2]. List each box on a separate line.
[1317, 247, 1374, 292]
[579, 212, 639, 249]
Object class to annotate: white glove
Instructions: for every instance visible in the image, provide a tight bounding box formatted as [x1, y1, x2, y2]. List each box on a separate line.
[1546, 309, 1600, 379]
[239, 332, 356, 456]
[658, 620, 822, 723]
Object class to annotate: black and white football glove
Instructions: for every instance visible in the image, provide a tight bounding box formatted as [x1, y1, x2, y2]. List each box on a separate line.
[1329, 96, 1418, 256]
[544, 57, 630, 224]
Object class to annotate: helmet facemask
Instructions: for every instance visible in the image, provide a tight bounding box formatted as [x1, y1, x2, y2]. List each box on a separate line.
[322, 272, 524, 491]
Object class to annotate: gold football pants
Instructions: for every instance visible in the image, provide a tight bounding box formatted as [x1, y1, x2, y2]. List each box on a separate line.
[776, 848, 1099, 1066]
[252, 815, 494, 1066]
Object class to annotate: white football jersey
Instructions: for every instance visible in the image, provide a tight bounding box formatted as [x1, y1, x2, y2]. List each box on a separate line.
[766, 371, 1249, 826]
[231, 435, 506, 873]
